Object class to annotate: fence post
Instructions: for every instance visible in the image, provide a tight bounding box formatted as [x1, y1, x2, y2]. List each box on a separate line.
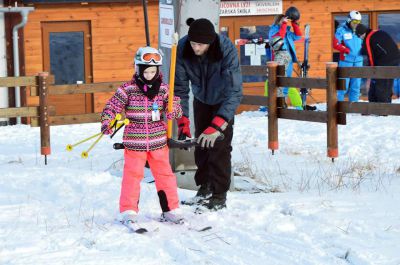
[326, 62, 338, 162]
[267, 61, 278, 154]
[38, 72, 50, 165]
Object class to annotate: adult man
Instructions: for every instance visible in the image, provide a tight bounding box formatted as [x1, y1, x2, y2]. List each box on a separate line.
[174, 18, 243, 210]
[333, 11, 364, 102]
[356, 23, 400, 103]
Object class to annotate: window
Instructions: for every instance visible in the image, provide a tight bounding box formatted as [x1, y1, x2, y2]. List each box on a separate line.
[377, 13, 400, 44]
[220, 26, 229, 38]
[239, 25, 271, 82]
[50, 32, 85, 85]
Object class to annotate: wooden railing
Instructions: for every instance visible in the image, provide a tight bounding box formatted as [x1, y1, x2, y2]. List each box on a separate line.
[241, 63, 400, 161]
[2, 64, 399, 164]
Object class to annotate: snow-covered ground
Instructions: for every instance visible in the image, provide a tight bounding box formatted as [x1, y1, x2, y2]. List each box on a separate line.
[1, 101, 399, 265]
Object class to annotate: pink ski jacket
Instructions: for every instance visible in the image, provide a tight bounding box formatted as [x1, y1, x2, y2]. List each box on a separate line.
[101, 78, 182, 151]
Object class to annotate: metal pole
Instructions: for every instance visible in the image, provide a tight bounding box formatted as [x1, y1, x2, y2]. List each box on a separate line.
[0, 6, 35, 124]
[142, 0, 150, 46]
[0, 1, 8, 126]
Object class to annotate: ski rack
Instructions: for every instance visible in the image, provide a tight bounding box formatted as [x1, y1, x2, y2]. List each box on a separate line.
[300, 24, 311, 109]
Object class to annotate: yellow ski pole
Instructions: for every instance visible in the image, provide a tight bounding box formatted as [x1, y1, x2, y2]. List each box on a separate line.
[66, 132, 102, 151]
[80, 114, 122, 158]
[66, 114, 121, 151]
[81, 133, 104, 159]
[167, 32, 179, 139]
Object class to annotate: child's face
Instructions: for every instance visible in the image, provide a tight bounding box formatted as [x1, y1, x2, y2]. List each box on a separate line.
[143, 66, 158, 81]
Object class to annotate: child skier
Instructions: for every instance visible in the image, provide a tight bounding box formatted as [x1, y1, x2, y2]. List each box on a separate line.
[268, 7, 302, 108]
[100, 46, 183, 228]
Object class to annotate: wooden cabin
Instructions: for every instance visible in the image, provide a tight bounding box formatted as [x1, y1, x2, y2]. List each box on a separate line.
[4, 0, 400, 118]
[5, 0, 160, 118]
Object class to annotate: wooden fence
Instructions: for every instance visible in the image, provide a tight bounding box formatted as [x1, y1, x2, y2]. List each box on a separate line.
[1, 64, 399, 164]
[242, 62, 400, 161]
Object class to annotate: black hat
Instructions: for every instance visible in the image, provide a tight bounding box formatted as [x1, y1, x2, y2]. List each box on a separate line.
[285, 6, 300, 21]
[356, 24, 368, 37]
[188, 18, 216, 44]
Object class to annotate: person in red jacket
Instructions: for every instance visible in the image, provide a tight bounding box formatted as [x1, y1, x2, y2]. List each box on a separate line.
[356, 23, 400, 103]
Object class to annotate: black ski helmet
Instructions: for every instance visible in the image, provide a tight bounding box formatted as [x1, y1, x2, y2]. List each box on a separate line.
[285, 6, 300, 21]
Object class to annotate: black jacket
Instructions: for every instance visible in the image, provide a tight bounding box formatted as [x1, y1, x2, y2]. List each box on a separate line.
[361, 29, 400, 66]
[174, 35, 243, 121]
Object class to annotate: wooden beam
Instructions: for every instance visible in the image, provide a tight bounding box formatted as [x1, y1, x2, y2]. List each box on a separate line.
[0, 107, 39, 118]
[38, 72, 51, 159]
[326, 62, 339, 159]
[30, 75, 54, 96]
[338, 102, 400, 116]
[241, 65, 268, 76]
[337, 78, 347, 91]
[278, 77, 327, 89]
[338, 66, 400, 79]
[0, 76, 37, 87]
[49, 113, 102, 125]
[278, 108, 328, 123]
[48, 82, 124, 95]
[241, 95, 268, 106]
[267, 62, 278, 152]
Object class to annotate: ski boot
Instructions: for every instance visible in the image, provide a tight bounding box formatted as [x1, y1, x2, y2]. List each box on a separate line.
[160, 209, 185, 224]
[181, 183, 212, 206]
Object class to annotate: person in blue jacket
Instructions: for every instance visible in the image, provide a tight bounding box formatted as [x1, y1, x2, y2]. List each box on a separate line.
[394, 79, 400, 99]
[268, 9, 302, 107]
[174, 18, 243, 211]
[333, 11, 364, 102]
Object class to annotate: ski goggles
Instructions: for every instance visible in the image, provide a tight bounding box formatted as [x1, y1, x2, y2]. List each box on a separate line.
[141, 52, 162, 63]
[351, 19, 361, 24]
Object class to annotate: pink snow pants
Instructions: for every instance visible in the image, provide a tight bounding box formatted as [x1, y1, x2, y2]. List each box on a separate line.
[119, 146, 179, 213]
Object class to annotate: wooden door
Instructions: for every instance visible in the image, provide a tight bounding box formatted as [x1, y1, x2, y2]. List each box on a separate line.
[42, 21, 93, 115]
[220, 16, 274, 111]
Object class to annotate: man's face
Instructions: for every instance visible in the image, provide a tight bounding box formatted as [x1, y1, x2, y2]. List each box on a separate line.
[350, 20, 361, 30]
[190, 41, 210, 56]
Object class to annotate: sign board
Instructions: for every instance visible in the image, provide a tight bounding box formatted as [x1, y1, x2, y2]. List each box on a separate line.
[159, 4, 175, 48]
[220, 0, 282, 16]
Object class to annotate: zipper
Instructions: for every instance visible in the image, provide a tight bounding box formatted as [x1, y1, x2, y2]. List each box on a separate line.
[145, 97, 149, 151]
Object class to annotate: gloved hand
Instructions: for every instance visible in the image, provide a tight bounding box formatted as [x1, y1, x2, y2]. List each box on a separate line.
[177, 116, 191, 140]
[166, 96, 183, 120]
[101, 120, 113, 135]
[197, 116, 228, 148]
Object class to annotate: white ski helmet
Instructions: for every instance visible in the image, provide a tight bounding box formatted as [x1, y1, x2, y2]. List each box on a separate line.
[348, 10, 362, 22]
[134, 46, 163, 66]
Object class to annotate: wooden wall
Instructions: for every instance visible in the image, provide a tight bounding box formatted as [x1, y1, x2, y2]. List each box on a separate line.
[23, 1, 159, 112]
[22, 0, 399, 115]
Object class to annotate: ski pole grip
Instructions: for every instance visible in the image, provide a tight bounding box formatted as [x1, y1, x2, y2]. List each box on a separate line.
[113, 143, 125, 150]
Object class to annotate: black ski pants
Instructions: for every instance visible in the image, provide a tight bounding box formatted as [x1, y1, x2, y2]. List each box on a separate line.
[193, 98, 234, 196]
[369, 78, 393, 103]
